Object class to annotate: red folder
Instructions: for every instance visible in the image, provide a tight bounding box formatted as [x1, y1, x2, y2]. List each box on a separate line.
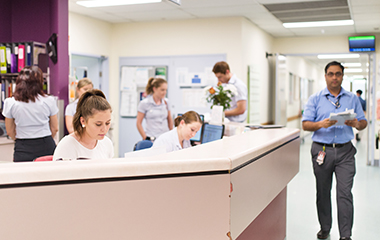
[18, 44, 25, 72]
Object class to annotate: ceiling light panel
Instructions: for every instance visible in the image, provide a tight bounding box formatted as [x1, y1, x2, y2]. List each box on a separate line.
[283, 20, 353, 28]
[263, 0, 351, 23]
[342, 63, 362, 67]
[317, 54, 360, 59]
[76, 0, 162, 8]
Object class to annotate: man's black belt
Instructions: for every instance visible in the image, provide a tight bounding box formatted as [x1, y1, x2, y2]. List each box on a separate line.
[314, 141, 351, 148]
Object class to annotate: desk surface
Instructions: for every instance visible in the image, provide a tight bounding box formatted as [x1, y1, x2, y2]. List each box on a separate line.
[0, 128, 299, 186]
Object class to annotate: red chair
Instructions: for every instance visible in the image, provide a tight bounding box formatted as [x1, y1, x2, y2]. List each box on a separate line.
[33, 155, 53, 162]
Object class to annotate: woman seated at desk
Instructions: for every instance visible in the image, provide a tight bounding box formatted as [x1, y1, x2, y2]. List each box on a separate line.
[153, 111, 202, 152]
[53, 89, 113, 161]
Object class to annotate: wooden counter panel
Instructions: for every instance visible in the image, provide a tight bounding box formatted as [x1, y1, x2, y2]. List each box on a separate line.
[0, 173, 230, 240]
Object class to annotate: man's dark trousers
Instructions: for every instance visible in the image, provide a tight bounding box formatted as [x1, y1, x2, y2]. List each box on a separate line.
[311, 141, 356, 238]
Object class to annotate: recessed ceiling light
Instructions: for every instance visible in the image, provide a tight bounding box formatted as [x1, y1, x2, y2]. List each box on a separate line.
[344, 68, 363, 73]
[317, 54, 360, 59]
[283, 20, 354, 28]
[76, 0, 161, 8]
[353, 75, 365, 78]
[342, 63, 362, 67]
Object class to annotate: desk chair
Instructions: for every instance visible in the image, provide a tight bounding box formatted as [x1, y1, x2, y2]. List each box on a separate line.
[133, 140, 153, 151]
[34, 155, 53, 161]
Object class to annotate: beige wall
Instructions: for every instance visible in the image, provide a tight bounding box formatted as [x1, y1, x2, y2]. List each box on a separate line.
[68, 16, 273, 155]
[241, 18, 274, 123]
[68, 12, 378, 155]
[69, 12, 113, 56]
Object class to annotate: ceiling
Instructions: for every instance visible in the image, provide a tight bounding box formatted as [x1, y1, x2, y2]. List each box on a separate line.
[297, 54, 370, 78]
[69, 0, 380, 38]
[68, 0, 379, 77]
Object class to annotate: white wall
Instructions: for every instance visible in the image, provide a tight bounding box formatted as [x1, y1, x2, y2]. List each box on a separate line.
[69, 15, 274, 155]
[69, 12, 112, 56]
[107, 17, 274, 155]
[70, 13, 380, 154]
[283, 56, 324, 129]
[241, 18, 274, 123]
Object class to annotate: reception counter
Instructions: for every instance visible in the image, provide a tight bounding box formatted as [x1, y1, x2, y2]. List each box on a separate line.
[0, 127, 300, 240]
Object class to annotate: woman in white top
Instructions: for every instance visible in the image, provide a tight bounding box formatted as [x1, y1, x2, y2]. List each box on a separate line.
[153, 111, 202, 152]
[53, 89, 114, 161]
[136, 77, 173, 140]
[2, 66, 59, 162]
[65, 78, 93, 133]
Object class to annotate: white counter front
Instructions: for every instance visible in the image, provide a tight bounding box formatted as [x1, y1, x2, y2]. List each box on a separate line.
[0, 128, 300, 240]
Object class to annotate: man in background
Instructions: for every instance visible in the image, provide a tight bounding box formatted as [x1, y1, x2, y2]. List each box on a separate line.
[212, 61, 247, 122]
[355, 89, 366, 141]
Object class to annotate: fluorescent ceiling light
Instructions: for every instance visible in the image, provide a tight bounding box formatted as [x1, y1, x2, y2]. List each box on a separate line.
[283, 20, 354, 28]
[342, 63, 362, 67]
[317, 54, 360, 59]
[76, 0, 161, 7]
[344, 68, 362, 73]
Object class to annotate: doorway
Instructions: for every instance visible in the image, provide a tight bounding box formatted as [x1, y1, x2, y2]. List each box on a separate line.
[70, 53, 109, 98]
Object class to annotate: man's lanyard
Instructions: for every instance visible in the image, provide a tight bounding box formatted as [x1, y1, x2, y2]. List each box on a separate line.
[326, 95, 341, 109]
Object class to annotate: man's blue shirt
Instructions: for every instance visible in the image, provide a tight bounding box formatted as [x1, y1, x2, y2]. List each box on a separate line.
[302, 87, 366, 144]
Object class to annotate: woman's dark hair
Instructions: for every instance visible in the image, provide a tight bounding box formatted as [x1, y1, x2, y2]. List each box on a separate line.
[324, 61, 344, 74]
[145, 77, 167, 95]
[73, 89, 112, 138]
[174, 111, 202, 127]
[13, 66, 45, 102]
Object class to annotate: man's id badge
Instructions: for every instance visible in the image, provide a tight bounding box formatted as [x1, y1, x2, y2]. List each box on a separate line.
[317, 149, 326, 165]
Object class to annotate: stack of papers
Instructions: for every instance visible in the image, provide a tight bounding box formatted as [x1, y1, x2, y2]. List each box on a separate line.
[329, 109, 357, 126]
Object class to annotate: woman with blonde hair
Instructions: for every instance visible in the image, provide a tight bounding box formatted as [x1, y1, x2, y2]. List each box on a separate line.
[53, 89, 113, 161]
[136, 77, 173, 140]
[153, 111, 202, 152]
[2, 66, 58, 161]
[65, 78, 93, 133]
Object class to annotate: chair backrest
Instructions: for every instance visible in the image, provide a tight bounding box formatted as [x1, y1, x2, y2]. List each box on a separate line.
[134, 140, 153, 151]
[34, 155, 54, 161]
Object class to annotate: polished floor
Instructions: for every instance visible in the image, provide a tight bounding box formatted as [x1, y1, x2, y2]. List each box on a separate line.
[286, 132, 380, 240]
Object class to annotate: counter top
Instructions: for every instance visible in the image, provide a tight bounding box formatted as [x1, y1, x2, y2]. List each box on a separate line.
[0, 128, 299, 186]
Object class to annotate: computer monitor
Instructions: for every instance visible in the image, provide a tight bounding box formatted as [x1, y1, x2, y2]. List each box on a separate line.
[177, 113, 204, 142]
[201, 123, 225, 144]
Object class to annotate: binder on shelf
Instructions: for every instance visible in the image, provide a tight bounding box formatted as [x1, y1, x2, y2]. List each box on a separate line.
[18, 44, 25, 72]
[25, 42, 32, 66]
[0, 46, 6, 74]
[1, 79, 4, 108]
[11, 43, 18, 73]
[32, 42, 47, 67]
[5, 44, 11, 73]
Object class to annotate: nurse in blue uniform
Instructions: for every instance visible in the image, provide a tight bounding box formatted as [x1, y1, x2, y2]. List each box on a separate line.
[136, 77, 173, 140]
[153, 111, 202, 152]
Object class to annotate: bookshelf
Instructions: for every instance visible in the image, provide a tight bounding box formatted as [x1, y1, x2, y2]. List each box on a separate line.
[0, 0, 69, 112]
[0, 0, 69, 118]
